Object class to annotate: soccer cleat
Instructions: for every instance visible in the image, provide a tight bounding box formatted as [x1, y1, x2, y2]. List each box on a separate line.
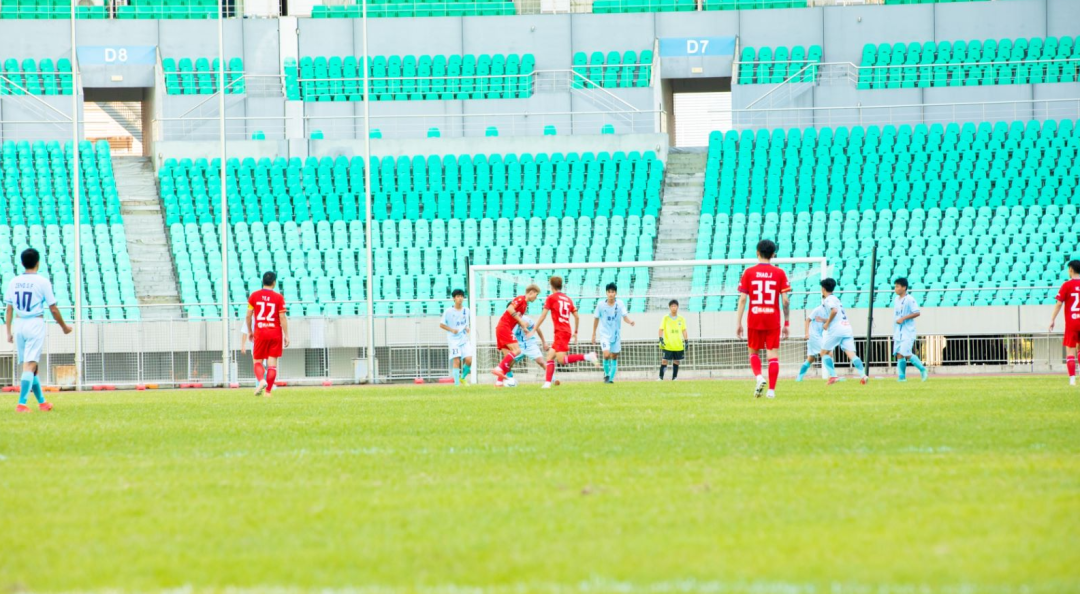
[826, 377, 841, 386]
[541, 382, 551, 389]
[494, 380, 504, 388]
[15, 404, 30, 413]
[254, 381, 267, 397]
[766, 390, 775, 399]
[460, 377, 468, 386]
[897, 378, 907, 383]
[860, 376, 869, 385]
[585, 352, 601, 368]
[490, 367, 507, 380]
[753, 376, 767, 398]
[921, 369, 929, 382]
[39, 402, 53, 412]
[1070, 377, 1076, 386]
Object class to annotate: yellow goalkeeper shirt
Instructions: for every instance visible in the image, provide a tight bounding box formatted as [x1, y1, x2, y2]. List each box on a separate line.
[660, 315, 686, 351]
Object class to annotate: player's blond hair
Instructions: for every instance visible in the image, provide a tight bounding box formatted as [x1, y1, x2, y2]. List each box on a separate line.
[525, 284, 541, 294]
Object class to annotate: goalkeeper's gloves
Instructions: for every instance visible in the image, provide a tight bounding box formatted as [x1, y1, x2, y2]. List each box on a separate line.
[659, 337, 666, 348]
[684, 339, 689, 349]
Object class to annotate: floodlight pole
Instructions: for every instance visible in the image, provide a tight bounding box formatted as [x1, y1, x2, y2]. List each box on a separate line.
[361, 0, 376, 384]
[71, 1, 82, 391]
[218, 0, 230, 386]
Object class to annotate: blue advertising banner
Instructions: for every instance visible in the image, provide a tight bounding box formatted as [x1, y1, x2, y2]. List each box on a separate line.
[77, 46, 157, 66]
[658, 37, 736, 57]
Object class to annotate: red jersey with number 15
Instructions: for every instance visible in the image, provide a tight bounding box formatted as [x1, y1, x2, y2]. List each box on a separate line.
[738, 263, 791, 330]
[544, 292, 577, 333]
[1057, 279, 1080, 330]
[248, 289, 287, 339]
[497, 295, 529, 331]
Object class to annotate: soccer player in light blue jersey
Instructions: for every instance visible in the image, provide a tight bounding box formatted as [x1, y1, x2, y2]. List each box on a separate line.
[510, 315, 551, 385]
[439, 289, 474, 386]
[591, 282, 636, 384]
[796, 302, 828, 381]
[4, 248, 73, 413]
[893, 277, 928, 382]
[818, 278, 868, 386]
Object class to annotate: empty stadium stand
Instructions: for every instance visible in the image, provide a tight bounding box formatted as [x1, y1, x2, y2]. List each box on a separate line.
[0, 0, 107, 18]
[0, 140, 140, 320]
[162, 57, 245, 95]
[572, 50, 654, 88]
[0, 58, 73, 95]
[737, 45, 822, 84]
[312, 0, 515, 17]
[858, 37, 1080, 89]
[694, 119, 1080, 312]
[117, 0, 218, 18]
[285, 54, 535, 102]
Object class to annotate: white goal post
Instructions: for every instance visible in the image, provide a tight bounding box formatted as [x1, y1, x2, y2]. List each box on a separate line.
[467, 257, 830, 384]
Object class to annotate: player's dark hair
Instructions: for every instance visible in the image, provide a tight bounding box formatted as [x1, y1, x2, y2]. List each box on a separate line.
[1069, 260, 1080, 275]
[451, 288, 465, 298]
[606, 282, 617, 292]
[669, 299, 679, 307]
[820, 278, 837, 293]
[895, 277, 909, 289]
[262, 271, 277, 287]
[549, 276, 563, 291]
[20, 248, 40, 270]
[756, 239, 777, 260]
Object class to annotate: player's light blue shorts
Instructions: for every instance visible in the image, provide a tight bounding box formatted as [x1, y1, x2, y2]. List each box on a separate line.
[893, 332, 916, 357]
[822, 331, 855, 353]
[15, 317, 46, 363]
[515, 340, 543, 362]
[599, 336, 622, 355]
[448, 339, 475, 361]
[806, 335, 822, 357]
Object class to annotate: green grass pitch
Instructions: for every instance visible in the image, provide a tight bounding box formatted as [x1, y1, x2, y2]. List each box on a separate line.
[1, 376, 1078, 593]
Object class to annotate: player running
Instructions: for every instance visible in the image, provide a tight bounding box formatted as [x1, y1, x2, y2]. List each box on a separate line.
[534, 276, 600, 389]
[893, 277, 928, 382]
[658, 299, 687, 381]
[246, 271, 289, 397]
[491, 284, 541, 383]
[796, 301, 828, 381]
[592, 282, 635, 384]
[439, 289, 474, 386]
[4, 248, 72, 413]
[735, 239, 791, 399]
[1048, 260, 1080, 386]
[819, 278, 868, 385]
[512, 315, 554, 384]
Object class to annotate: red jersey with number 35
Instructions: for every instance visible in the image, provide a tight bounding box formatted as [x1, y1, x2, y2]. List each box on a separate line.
[738, 263, 791, 330]
[248, 289, 287, 339]
[544, 292, 577, 334]
[1057, 279, 1080, 330]
[497, 295, 529, 331]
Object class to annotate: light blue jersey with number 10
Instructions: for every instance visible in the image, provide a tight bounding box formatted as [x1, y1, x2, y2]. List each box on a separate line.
[5, 273, 56, 319]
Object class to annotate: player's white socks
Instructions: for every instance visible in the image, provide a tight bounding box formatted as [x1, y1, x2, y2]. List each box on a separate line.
[766, 390, 775, 399]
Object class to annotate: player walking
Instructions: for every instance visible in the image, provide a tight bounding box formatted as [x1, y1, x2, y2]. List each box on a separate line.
[240, 313, 262, 387]
[439, 289, 474, 386]
[534, 276, 600, 389]
[247, 271, 289, 397]
[658, 299, 687, 381]
[796, 302, 828, 381]
[592, 282, 635, 384]
[4, 248, 72, 412]
[893, 277, 928, 382]
[735, 240, 791, 399]
[491, 284, 541, 383]
[819, 278, 868, 385]
[1048, 260, 1080, 386]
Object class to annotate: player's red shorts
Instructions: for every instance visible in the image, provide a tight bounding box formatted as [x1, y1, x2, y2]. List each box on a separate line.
[253, 334, 283, 360]
[552, 330, 572, 353]
[496, 325, 518, 351]
[747, 328, 781, 351]
[1064, 326, 1080, 349]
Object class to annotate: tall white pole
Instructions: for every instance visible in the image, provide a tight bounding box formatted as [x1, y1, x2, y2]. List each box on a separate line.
[218, 0, 230, 386]
[362, 0, 375, 384]
[71, 6, 82, 392]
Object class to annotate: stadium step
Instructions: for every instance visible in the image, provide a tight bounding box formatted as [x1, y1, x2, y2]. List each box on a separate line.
[650, 150, 706, 310]
[114, 157, 183, 320]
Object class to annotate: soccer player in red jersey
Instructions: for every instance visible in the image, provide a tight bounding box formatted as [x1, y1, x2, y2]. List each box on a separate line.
[491, 284, 541, 384]
[1049, 259, 1080, 387]
[735, 240, 792, 399]
[533, 275, 599, 389]
[246, 271, 289, 397]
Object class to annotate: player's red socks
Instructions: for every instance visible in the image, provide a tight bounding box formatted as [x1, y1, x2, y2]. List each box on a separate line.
[1068, 356, 1076, 378]
[265, 366, 277, 393]
[750, 354, 762, 376]
[566, 354, 585, 364]
[253, 362, 265, 383]
[545, 360, 556, 383]
[768, 358, 779, 389]
[498, 354, 515, 374]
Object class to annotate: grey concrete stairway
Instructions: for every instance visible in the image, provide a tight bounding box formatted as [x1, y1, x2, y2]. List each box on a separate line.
[114, 157, 183, 320]
[649, 148, 707, 310]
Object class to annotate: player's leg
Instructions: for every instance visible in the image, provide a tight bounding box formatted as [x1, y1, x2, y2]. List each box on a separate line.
[462, 356, 473, 384]
[16, 328, 48, 411]
[820, 331, 840, 383]
[763, 343, 780, 397]
[659, 355, 667, 380]
[29, 361, 46, 406]
[451, 356, 462, 385]
[896, 353, 908, 382]
[264, 351, 280, 395]
[492, 343, 520, 380]
[797, 355, 815, 382]
[608, 342, 620, 382]
[747, 333, 767, 397]
[671, 357, 679, 380]
[1066, 344, 1077, 385]
[905, 336, 928, 381]
[842, 339, 867, 383]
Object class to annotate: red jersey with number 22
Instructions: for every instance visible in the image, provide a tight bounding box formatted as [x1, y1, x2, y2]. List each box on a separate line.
[738, 263, 791, 330]
[544, 292, 577, 334]
[497, 295, 529, 331]
[1057, 279, 1080, 330]
[248, 289, 287, 339]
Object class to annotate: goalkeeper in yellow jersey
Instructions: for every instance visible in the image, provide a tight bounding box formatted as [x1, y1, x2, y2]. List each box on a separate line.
[658, 299, 688, 381]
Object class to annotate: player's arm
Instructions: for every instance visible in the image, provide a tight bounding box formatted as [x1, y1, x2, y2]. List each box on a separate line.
[243, 308, 254, 353]
[534, 307, 549, 331]
[1049, 299, 1064, 331]
[438, 322, 455, 333]
[4, 304, 12, 343]
[48, 304, 72, 334]
[735, 293, 747, 339]
[823, 306, 838, 331]
[898, 310, 921, 324]
[804, 316, 811, 337]
[591, 316, 599, 343]
[280, 310, 290, 348]
[658, 319, 666, 348]
[623, 314, 635, 326]
[572, 310, 580, 343]
[535, 325, 547, 351]
[781, 291, 791, 339]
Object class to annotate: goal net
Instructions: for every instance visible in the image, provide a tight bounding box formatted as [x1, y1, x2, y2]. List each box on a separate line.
[468, 258, 829, 384]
